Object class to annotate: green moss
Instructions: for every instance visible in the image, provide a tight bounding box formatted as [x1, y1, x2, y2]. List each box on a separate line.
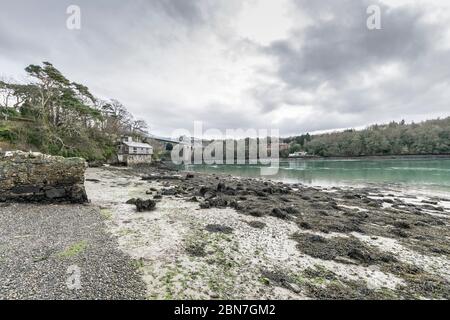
[0, 124, 17, 142]
[58, 240, 88, 259]
[100, 208, 113, 220]
[162, 267, 178, 300]
[118, 228, 134, 236]
[259, 277, 270, 285]
[131, 258, 145, 270]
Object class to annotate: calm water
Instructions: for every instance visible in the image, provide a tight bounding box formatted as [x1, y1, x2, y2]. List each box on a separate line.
[183, 158, 450, 193]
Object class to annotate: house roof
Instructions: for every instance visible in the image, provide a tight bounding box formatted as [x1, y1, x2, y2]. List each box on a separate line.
[123, 141, 153, 149]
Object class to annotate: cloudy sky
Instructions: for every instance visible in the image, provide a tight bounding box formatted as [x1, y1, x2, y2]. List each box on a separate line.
[1, 0, 449, 137]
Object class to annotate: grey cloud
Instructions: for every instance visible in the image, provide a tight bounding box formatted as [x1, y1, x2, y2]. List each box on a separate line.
[267, 0, 440, 90]
[153, 0, 206, 24]
[0, 0, 449, 136]
[253, 0, 450, 133]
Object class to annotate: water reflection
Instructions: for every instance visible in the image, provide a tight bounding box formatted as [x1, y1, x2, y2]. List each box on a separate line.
[183, 158, 450, 192]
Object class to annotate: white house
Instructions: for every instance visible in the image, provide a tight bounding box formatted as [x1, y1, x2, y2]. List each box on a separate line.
[288, 151, 308, 158]
[118, 137, 153, 165]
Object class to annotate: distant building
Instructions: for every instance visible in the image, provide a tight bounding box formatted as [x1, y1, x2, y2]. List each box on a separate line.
[279, 143, 290, 151]
[288, 151, 308, 157]
[118, 136, 153, 165]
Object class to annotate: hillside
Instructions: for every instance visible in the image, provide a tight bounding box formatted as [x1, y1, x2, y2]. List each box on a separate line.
[0, 62, 148, 161]
[285, 118, 450, 157]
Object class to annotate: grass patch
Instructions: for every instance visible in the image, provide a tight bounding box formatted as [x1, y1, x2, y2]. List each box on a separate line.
[58, 240, 88, 259]
[118, 228, 134, 236]
[131, 258, 145, 270]
[100, 208, 113, 220]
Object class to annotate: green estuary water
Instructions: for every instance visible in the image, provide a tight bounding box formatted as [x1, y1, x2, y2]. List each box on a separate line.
[183, 158, 450, 193]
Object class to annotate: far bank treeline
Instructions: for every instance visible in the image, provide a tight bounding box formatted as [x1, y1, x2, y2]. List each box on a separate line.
[0, 62, 148, 161]
[285, 117, 450, 157]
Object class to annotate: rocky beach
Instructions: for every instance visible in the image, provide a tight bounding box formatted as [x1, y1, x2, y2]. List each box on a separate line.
[1, 160, 449, 299]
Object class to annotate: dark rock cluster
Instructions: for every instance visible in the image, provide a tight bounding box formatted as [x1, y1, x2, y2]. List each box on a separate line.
[131, 165, 450, 260]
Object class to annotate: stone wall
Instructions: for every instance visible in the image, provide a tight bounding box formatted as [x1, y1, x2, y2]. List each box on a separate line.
[118, 154, 152, 166]
[0, 151, 88, 203]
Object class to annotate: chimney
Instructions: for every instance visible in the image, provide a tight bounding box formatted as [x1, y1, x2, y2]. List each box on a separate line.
[128, 136, 133, 142]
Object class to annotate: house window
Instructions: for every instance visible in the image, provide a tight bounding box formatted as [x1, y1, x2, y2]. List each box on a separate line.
[133, 147, 137, 153]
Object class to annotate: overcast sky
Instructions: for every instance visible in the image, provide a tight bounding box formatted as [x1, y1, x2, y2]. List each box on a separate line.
[1, 0, 449, 137]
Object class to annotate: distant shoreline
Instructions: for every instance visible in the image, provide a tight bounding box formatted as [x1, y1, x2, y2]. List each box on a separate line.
[283, 154, 450, 161]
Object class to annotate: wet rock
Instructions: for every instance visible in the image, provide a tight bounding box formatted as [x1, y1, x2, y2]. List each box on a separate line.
[199, 186, 216, 199]
[414, 221, 429, 227]
[69, 185, 88, 203]
[260, 270, 300, 293]
[203, 191, 217, 200]
[188, 196, 199, 202]
[262, 187, 274, 194]
[208, 197, 228, 208]
[217, 182, 226, 192]
[284, 207, 299, 214]
[126, 198, 137, 204]
[347, 248, 372, 263]
[393, 221, 411, 229]
[316, 210, 330, 216]
[255, 190, 267, 197]
[421, 200, 438, 205]
[270, 208, 289, 220]
[142, 175, 182, 181]
[185, 242, 207, 257]
[205, 224, 233, 234]
[292, 233, 396, 265]
[298, 221, 312, 229]
[366, 200, 382, 208]
[135, 198, 156, 212]
[229, 200, 241, 210]
[247, 221, 266, 229]
[199, 201, 211, 209]
[128, 164, 450, 265]
[223, 187, 237, 196]
[391, 228, 409, 238]
[249, 210, 265, 217]
[342, 193, 362, 200]
[161, 188, 177, 196]
[44, 188, 67, 199]
[185, 173, 195, 179]
[421, 204, 444, 212]
[430, 247, 449, 255]
[343, 210, 368, 219]
[87, 160, 104, 168]
[426, 219, 445, 226]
